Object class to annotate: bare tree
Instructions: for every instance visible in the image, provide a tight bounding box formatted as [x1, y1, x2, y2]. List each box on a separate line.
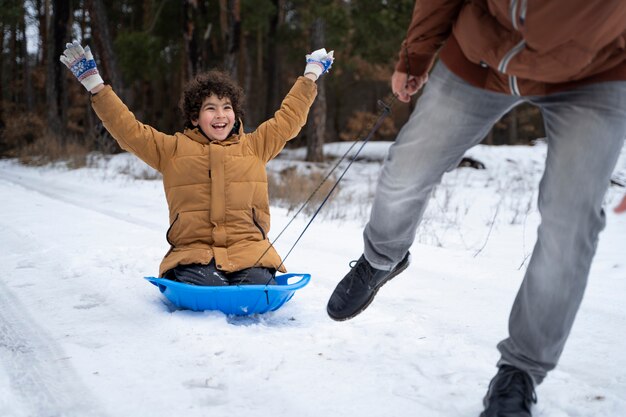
[45, 0, 69, 135]
[182, 0, 198, 80]
[9, 15, 18, 104]
[306, 16, 326, 162]
[20, 2, 34, 112]
[89, 0, 123, 95]
[222, 0, 241, 79]
[0, 22, 5, 134]
[36, 0, 47, 65]
[264, 0, 283, 118]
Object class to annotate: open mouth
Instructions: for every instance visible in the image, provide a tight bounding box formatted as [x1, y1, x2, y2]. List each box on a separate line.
[211, 123, 228, 130]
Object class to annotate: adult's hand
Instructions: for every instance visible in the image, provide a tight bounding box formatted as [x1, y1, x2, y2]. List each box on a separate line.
[391, 70, 428, 103]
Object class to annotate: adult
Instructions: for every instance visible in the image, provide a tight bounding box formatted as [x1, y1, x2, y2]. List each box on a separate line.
[327, 1, 626, 416]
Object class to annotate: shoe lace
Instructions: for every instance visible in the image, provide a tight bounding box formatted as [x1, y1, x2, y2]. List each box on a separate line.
[491, 366, 537, 409]
[348, 258, 374, 287]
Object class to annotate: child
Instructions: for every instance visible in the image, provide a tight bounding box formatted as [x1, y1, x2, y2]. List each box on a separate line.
[60, 41, 334, 286]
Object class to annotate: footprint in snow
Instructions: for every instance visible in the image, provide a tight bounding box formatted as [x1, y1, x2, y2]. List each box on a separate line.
[73, 293, 106, 310]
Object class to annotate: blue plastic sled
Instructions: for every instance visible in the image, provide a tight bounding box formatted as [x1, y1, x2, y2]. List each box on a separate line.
[145, 273, 311, 315]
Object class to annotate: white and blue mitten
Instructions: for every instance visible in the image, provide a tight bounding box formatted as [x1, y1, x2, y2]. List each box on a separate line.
[59, 40, 104, 91]
[304, 48, 335, 79]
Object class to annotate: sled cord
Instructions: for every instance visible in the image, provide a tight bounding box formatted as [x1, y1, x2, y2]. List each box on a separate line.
[252, 96, 396, 288]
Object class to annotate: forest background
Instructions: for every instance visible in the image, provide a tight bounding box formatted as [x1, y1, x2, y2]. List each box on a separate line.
[0, 0, 544, 164]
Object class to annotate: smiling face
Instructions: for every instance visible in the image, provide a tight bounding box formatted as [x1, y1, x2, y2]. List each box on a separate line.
[192, 94, 236, 141]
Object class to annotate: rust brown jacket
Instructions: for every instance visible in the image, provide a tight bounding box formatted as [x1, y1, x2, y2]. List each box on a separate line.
[396, 0, 626, 95]
[91, 76, 317, 277]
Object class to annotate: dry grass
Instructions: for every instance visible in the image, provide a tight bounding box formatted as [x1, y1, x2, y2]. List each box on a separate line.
[268, 163, 346, 219]
[2, 112, 93, 168]
[1, 112, 45, 156]
[17, 133, 91, 169]
[339, 109, 398, 141]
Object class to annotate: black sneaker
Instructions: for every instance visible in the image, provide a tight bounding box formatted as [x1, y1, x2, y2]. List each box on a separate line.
[480, 365, 537, 417]
[326, 252, 410, 321]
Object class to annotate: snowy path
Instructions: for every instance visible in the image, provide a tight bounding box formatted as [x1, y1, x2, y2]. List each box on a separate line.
[1, 152, 625, 417]
[0, 168, 161, 230]
[0, 278, 107, 417]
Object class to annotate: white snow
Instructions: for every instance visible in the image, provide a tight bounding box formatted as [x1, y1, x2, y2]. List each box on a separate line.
[0, 141, 625, 417]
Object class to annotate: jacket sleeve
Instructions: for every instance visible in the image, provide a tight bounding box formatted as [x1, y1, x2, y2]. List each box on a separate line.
[91, 85, 175, 172]
[395, 0, 465, 76]
[247, 76, 317, 162]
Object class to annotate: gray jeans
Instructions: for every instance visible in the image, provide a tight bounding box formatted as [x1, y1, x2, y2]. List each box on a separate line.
[364, 62, 626, 384]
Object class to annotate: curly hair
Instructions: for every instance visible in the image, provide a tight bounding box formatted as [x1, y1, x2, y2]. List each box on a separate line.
[179, 70, 245, 129]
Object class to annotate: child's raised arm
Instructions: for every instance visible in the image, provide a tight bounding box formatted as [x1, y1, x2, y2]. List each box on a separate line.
[60, 41, 174, 172]
[249, 48, 335, 161]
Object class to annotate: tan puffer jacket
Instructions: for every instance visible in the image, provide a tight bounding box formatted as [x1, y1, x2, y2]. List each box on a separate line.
[91, 76, 317, 276]
[396, 0, 626, 95]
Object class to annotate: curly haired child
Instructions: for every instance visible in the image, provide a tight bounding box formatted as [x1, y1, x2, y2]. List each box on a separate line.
[61, 41, 334, 286]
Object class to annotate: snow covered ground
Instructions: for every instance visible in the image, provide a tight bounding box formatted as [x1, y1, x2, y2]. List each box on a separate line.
[0, 141, 625, 417]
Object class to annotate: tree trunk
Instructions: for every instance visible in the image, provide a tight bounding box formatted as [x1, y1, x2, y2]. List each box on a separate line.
[20, 3, 34, 112]
[37, 0, 47, 65]
[242, 35, 252, 119]
[306, 17, 326, 162]
[89, 0, 124, 95]
[46, 0, 69, 136]
[239, 21, 247, 88]
[79, 2, 87, 40]
[0, 23, 5, 135]
[256, 27, 263, 82]
[197, 0, 211, 72]
[223, 0, 241, 79]
[218, 0, 227, 44]
[182, 0, 199, 79]
[10, 22, 18, 104]
[264, 0, 283, 118]
[80, 2, 94, 136]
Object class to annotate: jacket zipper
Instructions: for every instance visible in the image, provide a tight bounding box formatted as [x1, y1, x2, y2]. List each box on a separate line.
[165, 213, 180, 247]
[509, 0, 520, 30]
[519, 0, 527, 26]
[252, 208, 266, 240]
[498, 40, 526, 96]
[509, 0, 527, 30]
[500, 0, 527, 96]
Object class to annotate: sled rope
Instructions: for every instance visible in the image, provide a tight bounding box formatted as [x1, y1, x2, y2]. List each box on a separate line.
[253, 46, 412, 288]
[252, 95, 397, 286]
[275, 99, 394, 268]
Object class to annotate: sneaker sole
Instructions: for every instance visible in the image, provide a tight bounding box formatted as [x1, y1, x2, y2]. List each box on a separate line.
[327, 253, 411, 321]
